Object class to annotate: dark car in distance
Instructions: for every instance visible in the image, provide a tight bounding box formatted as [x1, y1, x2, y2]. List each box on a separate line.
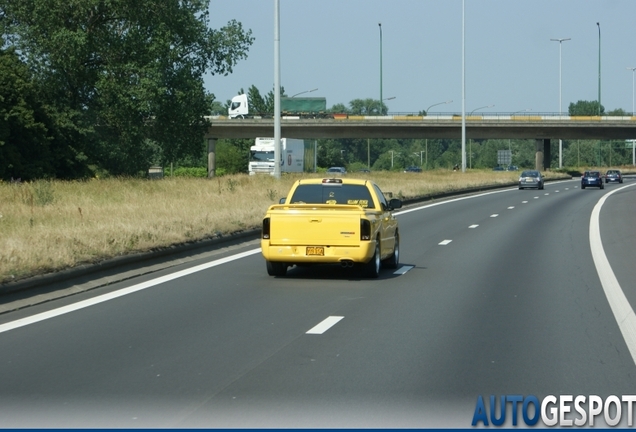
[605, 169, 623, 183]
[326, 167, 347, 175]
[581, 171, 604, 189]
[518, 170, 544, 190]
[404, 166, 423, 173]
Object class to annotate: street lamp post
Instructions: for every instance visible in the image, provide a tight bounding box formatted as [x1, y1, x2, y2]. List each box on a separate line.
[378, 23, 383, 110]
[550, 38, 571, 115]
[628, 67, 636, 116]
[597, 22, 601, 116]
[290, 88, 318, 98]
[597, 21, 602, 166]
[551, 37, 570, 169]
[414, 151, 424, 166]
[382, 96, 396, 115]
[469, 104, 494, 116]
[425, 100, 453, 115]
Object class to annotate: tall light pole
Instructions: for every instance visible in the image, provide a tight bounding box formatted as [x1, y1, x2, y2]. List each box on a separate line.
[628, 67, 636, 115]
[378, 23, 383, 112]
[291, 88, 318, 97]
[550, 38, 571, 115]
[273, 0, 281, 179]
[597, 22, 601, 116]
[551, 37, 570, 168]
[461, 0, 466, 172]
[425, 100, 453, 115]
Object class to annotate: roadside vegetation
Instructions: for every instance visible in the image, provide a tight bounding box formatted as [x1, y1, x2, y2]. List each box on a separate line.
[0, 168, 589, 284]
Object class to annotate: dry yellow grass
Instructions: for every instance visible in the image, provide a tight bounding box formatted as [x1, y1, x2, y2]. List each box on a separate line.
[0, 170, 567, 283]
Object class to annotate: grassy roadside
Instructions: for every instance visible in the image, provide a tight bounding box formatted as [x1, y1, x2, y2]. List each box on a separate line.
[0, 169, 577, 284]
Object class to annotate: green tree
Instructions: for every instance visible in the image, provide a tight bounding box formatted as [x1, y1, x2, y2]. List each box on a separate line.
[569, 100, 604, 116]
[0, 47, 51, 180]
[329, 103, 348, 113]
[1, 0, 254, 176]
[607, 108, 629, 116]
[349, 98, 385, 115]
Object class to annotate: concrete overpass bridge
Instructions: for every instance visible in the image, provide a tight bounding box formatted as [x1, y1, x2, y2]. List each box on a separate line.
[204, 114, 636, 175]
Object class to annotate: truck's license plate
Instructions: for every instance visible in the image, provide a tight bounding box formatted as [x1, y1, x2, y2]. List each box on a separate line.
[306, 246, 324, 256]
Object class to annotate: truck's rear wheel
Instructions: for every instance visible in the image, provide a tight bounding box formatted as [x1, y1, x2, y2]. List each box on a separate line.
[383, 233, 399, 269]
[363, 242, 381, 278]
[266, 261, 287, 276]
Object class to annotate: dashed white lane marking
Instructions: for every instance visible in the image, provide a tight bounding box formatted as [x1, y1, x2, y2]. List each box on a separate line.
[534, 196, 539, 199]
[438, 240, 453, 245]
[469, 224, 479, 229]
[394, 265, 414, 275]
[544, 193, 550, 196]
[589, 183, 636, 365]
[522, 201, 528, 204]
[507, 206, 515, 209]
[565, 188, 570, 190]
[306, 316, 344, 334]
[555, 190, 560, 193]
[490, 214, 499, 218]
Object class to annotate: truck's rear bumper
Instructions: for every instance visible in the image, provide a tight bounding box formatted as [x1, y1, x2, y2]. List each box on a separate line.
[261, 240, 376, 264]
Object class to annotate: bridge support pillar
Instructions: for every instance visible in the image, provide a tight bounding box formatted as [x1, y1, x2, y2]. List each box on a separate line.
[535, 139, 544, 171]
[535, 138, 551, 171]
[543, 139, 551, 170]
[207, 137, 217, 178]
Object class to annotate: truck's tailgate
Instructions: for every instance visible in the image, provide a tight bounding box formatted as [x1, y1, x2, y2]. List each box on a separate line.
[268, 207, 363, 246]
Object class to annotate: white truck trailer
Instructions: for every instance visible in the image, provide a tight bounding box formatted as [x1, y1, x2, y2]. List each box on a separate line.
[248, 137, 305, 175]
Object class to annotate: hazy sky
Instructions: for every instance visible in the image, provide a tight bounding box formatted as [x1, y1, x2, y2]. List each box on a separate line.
[205, 0, 636, 115]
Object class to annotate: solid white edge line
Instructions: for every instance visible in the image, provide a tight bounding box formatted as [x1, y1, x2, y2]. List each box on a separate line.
[306, 316, 344, 334]
[589, 183, 636, 365]
[0, 249, 262, 334]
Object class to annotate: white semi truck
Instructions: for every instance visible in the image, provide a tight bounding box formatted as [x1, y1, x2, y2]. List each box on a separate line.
[249, 137, 305, 175]
[228, 94, 329, 119]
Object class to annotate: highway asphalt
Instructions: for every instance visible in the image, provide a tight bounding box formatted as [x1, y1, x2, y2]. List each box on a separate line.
[0, 176, 635, 427]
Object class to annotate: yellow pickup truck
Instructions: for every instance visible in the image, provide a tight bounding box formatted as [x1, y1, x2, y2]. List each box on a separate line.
[260, 178, 402, 277]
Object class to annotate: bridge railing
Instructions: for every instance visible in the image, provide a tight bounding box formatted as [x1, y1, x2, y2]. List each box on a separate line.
[206, 113, 636, 121]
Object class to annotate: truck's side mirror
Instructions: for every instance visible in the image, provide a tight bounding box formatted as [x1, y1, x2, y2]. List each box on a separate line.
[388, 198, 402, 210]
[279, 198, 286, 204]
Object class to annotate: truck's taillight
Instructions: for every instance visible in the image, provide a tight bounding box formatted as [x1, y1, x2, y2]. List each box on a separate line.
[262, 217, 271, 239]
[360, 219, 371, 241]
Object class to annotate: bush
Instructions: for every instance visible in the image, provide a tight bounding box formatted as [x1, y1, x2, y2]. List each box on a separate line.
[171, 167, 207, 178]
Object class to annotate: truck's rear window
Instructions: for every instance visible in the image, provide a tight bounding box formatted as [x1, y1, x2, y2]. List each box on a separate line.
[289, 184, 374, 208]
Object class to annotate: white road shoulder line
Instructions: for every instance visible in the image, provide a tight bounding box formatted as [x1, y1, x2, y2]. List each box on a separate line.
[589, 184, 636, 365]
[306, 316, 344, 334]
[0, 249, 262, 334]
